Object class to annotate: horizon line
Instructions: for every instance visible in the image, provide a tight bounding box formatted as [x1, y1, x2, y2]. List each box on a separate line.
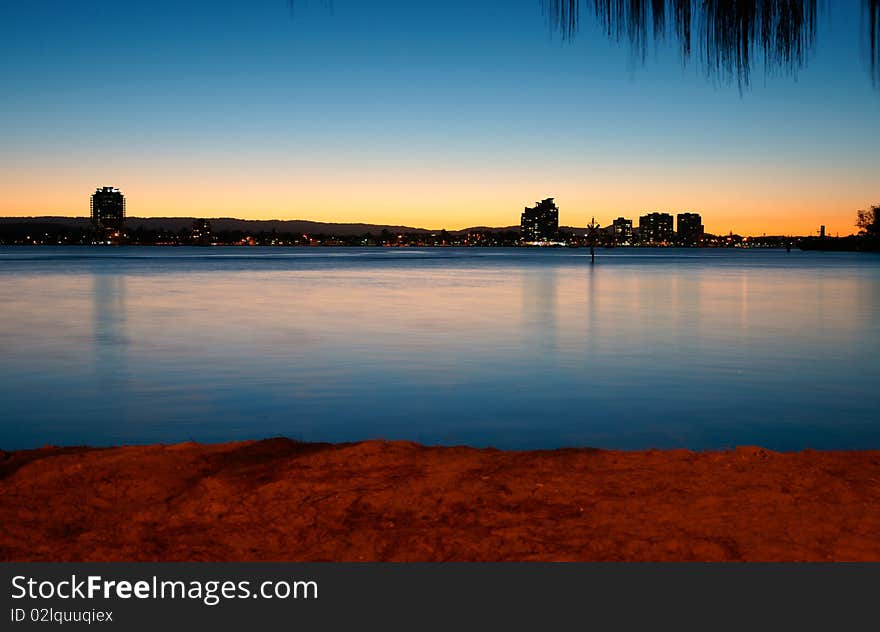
[0, 214, 833, 238]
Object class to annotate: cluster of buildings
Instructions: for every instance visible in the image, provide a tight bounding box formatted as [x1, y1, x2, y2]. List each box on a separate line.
[79, 186, 781, 249]
[90, 187, 216, 245]
[521, 198, 706, 246]
[610, 212, 705, 246]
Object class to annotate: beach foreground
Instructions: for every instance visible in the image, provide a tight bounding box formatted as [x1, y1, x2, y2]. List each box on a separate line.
[2, 439, 879, 562]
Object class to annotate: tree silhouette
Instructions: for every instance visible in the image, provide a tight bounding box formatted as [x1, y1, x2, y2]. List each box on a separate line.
[542, 0, 879, 88]
[291, 1, 880, 89]
[869, 0, 880, 84]
[856, 204, 880, 235]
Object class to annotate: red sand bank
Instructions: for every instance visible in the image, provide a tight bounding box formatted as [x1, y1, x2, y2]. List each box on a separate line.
[2, 439, 880, 561]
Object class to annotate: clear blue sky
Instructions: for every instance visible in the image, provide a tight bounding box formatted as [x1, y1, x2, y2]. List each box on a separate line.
[1, 0, 877, 234]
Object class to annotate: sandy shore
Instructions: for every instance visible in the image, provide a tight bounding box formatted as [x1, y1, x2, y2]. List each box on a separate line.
[2, 439, 880, 561]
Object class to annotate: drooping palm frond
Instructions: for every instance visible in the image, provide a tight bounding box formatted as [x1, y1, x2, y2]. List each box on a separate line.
[543, 0, 579, 39]
[703, 0, 816, 86]
[545, 0, 817, 87]
[287, 1, 878, 89]
[586, 0, 692, 61]
[545, 0, 880, 88]
[868, 0, 880, 84]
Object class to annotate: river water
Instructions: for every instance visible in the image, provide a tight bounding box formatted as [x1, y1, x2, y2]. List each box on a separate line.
[1, 247, 878, 451]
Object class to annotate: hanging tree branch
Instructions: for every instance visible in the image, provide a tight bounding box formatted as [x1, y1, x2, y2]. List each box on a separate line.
[542, 0, 878, 89]
[286, 1, 878, 89]
[543, 0, 579, 39]
[868, 0, 880, 84]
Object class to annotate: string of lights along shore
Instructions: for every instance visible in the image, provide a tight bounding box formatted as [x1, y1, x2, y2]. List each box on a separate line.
[9, 186, 810, 248]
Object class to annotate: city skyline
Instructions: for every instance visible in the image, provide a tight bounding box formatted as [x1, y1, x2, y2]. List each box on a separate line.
[0, 186, 815, 246]
[0, 183, 858, 239]
[0, 207, 840, 239]
[1, 1, 878, 236]
[0, 184, 872, 239]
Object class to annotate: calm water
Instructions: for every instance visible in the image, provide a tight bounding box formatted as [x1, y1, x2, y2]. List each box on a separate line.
[1, 247, 878, 451]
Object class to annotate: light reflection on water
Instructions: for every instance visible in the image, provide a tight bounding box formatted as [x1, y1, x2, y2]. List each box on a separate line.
[1, 247, 878, 450]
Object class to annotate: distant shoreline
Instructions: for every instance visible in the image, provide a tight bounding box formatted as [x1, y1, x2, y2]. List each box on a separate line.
[0, 243, 800, 249]
[3, 438, 880, 562]
[0, 216, 812, 248]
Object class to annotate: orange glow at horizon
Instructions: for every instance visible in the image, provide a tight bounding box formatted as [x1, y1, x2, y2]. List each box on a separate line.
[0, 158, 874, 237]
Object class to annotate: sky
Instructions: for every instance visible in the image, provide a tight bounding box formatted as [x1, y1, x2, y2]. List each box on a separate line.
[0, 0, 878, 235]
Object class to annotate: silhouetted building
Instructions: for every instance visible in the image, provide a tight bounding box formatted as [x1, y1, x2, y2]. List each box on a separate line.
[677, 213, 704, 245]
[91, 187, 125, 231]
[521, 198, 559, 242]
[611, 217, 633, 244]
[639, 212, 674, 244]
[192, 219, 213, 246]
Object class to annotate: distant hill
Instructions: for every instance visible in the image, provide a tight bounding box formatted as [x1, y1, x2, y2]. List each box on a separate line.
[0, 217, 555, 236]
[0, 216, 93, 228]
[0, 217, 592, 235]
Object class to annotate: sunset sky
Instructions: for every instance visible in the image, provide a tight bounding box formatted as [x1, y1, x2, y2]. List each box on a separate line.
[1, 0, 878, 236]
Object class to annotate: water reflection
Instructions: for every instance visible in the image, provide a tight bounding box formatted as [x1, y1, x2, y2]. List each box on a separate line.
[522, 265, 559, 355]
[0, 247, 878, 451]
[585, 263, 599, 354]
[92, 273, 128, 392]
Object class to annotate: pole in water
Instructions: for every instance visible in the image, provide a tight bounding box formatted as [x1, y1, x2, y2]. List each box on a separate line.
[587, 217, 599, 264]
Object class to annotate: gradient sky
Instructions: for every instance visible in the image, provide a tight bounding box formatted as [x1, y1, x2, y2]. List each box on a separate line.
[1, 0, 878, 235]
